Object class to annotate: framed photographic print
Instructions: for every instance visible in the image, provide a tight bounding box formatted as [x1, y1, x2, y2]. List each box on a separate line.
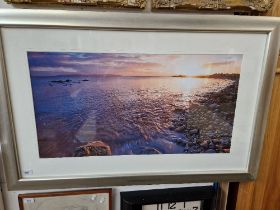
[0, 10, 279, 190]
[18, 189, 112, 210]
[121, 186, 215, 210]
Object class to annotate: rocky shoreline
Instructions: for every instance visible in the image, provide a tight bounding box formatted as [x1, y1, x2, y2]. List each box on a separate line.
[73, 78, 239, 156]
[169, 78, 239, 153]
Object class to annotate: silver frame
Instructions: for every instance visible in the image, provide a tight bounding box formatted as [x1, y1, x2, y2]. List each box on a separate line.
[0, 9, 279, 190]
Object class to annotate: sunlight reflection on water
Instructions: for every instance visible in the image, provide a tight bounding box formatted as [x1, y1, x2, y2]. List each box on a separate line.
[31, 76, 233, 157]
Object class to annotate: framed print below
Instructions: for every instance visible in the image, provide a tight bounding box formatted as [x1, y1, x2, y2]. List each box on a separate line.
[18, 189, 112, 210]
[0, 10, 279, 190]
[121, 186, 216, 210]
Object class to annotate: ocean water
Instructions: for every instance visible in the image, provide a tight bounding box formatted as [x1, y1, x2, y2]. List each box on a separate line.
[31, 76, 233, 157]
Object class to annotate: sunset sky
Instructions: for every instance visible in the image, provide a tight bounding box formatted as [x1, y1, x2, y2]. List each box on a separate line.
[28, 52, 242, 77]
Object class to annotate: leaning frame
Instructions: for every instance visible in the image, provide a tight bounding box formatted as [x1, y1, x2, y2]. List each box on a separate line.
[0, 10, 279, 190]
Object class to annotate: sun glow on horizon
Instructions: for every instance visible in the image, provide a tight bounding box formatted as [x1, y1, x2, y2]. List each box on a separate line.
[28, 52, 243, 77]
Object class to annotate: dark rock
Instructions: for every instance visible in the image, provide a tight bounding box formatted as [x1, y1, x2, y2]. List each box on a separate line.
[225, 113, 234, 120]
[175, 125, 186, 132]
[223, 148, 230, 153]
[174, 107, 185, 113]
[189, 129, 199, 135]
[221, 139, 231, 147]
[212, 139, 220, 144]
[175, 139, 187, 146]
[174, 121, 184, 127]
[187, 147, 201, 153]
[171, 119, 177, 123]
[207, 132, 216, 138]
[200, 140, 209, 148]
[208, 142, 215, 149]
[168, 125, 175, 130]
[179, 117, 185, 122]
[74, 140, 112, 157]
[209, 103, 219, 109]
[224, 95, 233, 100]
[192, 138, 198, 144]
[51, 79, 72, 84]
[205, 149, 216, 153]
[188, 142, 195, 147]
[184, 145, 190, 152]
[215, 145, 224, 150]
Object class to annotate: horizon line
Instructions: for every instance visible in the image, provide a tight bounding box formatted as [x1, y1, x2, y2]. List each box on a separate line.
[31, 73, 241, 77]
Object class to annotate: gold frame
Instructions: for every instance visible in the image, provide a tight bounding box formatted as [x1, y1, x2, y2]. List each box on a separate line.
[152, 0, 274, 12]
[5, 0, 146, 8]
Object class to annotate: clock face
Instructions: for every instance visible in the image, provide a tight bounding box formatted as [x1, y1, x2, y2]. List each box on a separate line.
[142, 201, 202, 210]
